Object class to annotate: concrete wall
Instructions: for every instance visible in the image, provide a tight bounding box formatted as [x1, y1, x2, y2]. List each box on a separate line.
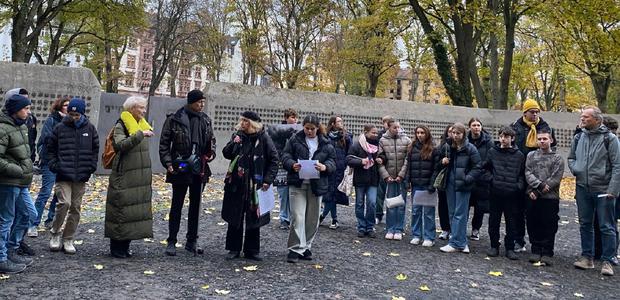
[0, 62, 101, 129]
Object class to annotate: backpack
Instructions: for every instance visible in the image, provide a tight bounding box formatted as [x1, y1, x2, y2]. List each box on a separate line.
[102, 119, 129, 169]
[574, 131, 611, 151]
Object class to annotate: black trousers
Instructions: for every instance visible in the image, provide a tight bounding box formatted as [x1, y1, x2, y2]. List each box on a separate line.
[513, 194, 527, 246]
[470, 189, 489, 231]
[110, 239, 131, 254]
[526, 198, 559, 257]
[438, 190, 451, 232]
[488, 191, 519, 251]
[225, 221, 260, 255]
[168, 181, 203, 244]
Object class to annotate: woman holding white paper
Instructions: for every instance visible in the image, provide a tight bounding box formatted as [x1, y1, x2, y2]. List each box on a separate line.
[221, 111, 279, 261]
[407, 125, 441, 247]
[281, 114, 336, 263]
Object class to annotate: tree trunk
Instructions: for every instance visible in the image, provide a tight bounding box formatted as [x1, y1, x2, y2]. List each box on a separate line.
[488, 0, 500, 109]
[410, 70, 420, 102]
[558, 74, 566, 112]
[590, 72, 611, 113]
[497, 0, 518, 110]
[470, 65, 487, 107]
[366, 69, 380, 97]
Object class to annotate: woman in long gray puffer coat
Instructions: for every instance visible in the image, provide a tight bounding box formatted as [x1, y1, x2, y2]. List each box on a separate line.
[105, 96, 154, 258]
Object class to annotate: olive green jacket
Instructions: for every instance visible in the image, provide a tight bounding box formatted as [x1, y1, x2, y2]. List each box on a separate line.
[0, 109, 33, 187]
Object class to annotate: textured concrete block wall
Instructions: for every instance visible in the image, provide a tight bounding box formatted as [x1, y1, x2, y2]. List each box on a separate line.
[0, 62, 101, 130]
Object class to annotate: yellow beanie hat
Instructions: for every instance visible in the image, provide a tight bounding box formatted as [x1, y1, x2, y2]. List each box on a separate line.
[522, 99, 540, 112]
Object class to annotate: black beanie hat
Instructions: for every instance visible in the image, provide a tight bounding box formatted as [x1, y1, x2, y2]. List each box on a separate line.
[4, 94, 31, 115]
[242, 111, 261, 122]
[187, 89, 205, 104]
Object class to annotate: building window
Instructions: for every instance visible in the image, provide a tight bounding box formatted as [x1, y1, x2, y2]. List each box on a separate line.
[128, 38, 137, 49]
[194, 81, 202, 89]
[127, 55, 136, 69]
[179, 79, 190, 93]
[179, 68, 190, 77]
[194, 67, 201, 79]
[124, 72, 135, 87]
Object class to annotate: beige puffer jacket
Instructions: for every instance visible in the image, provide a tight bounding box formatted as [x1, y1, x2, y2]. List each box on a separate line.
[378, 131, 411, 180]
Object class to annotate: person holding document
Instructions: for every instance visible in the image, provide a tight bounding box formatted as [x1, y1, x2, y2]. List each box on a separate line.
[407, 125, 441, 247]
[282, 114, 336, 263]
[222, 111, 278, 261]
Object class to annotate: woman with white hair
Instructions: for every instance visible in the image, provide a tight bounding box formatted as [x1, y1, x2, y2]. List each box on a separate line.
[221, 111, 278, 261]
[104, 96, 154, 258]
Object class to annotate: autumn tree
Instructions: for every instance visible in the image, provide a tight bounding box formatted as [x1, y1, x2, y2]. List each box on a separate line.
[230, 0, 270, 85]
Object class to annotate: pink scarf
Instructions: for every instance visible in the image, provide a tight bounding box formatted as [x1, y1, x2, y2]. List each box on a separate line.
[358, 134, 377, 169]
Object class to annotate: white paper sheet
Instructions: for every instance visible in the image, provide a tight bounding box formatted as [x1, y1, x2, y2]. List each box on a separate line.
[298, 159, 320, 179]
[257, 185, 275, 215]
[412, 190, 439, 206]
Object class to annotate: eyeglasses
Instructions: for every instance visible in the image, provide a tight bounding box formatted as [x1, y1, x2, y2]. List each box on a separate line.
[526, 110, 540, 114]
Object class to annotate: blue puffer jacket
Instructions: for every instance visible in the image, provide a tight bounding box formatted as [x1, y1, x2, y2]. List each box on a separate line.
[37, 111, 63, 165]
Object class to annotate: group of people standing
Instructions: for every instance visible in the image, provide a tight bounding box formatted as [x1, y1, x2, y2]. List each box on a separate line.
[1, 90, 619, 278]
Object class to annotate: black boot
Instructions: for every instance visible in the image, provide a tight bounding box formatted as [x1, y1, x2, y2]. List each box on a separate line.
[17, 241, 35, 256]
[185, 240, 204, 255]
[110, 240, 127, 258]
[244, 252, 263, 261]
[225, 251, 240, 260]
[0, 260, 26, 274]
[165, 242, 176, 256]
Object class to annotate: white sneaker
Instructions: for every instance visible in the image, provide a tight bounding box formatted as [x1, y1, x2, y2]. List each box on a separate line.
[462, 245, 470, 254]
[440, 245, 457, 253]
[438, 231, 449, 240]
[63, 240, 76, 254]
[49, 234, 62, 251]
[393, 233, 403, 240]
[422, 240, 435, 247]
[27, 226, 38, 237]
[385, 232, 394, 240]
[470, 229, 480, 241]
[410, 237, 421, 245]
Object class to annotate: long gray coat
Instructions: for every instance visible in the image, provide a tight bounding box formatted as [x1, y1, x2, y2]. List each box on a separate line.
[105, 121, 153, 240]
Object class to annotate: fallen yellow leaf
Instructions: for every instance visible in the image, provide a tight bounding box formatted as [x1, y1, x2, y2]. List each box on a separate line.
[388, 252, 400, 257]
[0, 274, 9, 280]
[74, 240, 83, 245]
[243, 265, 258, 271]
[234, 268, 240, 272]
[533, 261, 544, 267]
[143, 270, 155, 275]
[419, 285, 431, 292]
[395, 273, 407, 281]
[313, 264, 323, 270]
[217, 222, 226, 226]
[454, 269, 461, 273]
[362, 252, 372, 257]
[201, 285, 210, 290]
[540, 282, 553, 286]
[87, 229, 95, 234]
[159, 240, 168, 245]
[143, 238, 154, 243]
[215, 289, 230, 295]
[94, 264, 104, 270]
[488, 271, 503, 277]
[574, 293, 584, 298]
[484, 257, 491, 260]
[164, 214, 170, 221]
[391, 296, 405, 300]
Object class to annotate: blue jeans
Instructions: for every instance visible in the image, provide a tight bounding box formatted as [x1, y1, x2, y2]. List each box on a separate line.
[9, 187, 35, 249]
[321, 200, 337, 221]
[385, 181, 407, 234]
[411, 186, 436, 240]
[34, 163, 58, 226]
[355, 186, 377, 233]
[446, 174, 470, 249]
[576, 186, 617, 262]
[0, 185, 19, 262]
[277, 185, 290, 224]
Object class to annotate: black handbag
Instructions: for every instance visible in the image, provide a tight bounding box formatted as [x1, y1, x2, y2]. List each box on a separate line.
[172, 145, 201, 175]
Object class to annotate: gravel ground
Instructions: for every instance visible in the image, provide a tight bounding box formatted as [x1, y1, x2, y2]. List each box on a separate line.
[0, 175, 617, 299]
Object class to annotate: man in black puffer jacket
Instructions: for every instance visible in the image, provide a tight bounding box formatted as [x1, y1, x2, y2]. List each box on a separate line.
[47, 98, 99, 255]
[483, 126, 525, 261]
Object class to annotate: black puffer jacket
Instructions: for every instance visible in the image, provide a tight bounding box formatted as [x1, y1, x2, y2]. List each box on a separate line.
[407, 142, 441, 189]
[347, 137, 380, 187]
[159, 106, 216, 184]
[511, 117, 557, 157]
[484, 143, 525, 193]
[468, 130, 493, 194]
[444, 140, 482, 192]
[281, 131, 336, 196]
[47, 116, 99, 182]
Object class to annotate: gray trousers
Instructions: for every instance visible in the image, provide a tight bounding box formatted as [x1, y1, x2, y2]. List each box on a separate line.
[287, 183, 322, 255]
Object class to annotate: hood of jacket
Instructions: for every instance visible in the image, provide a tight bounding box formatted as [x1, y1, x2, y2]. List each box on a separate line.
[468, 130, 492, 147]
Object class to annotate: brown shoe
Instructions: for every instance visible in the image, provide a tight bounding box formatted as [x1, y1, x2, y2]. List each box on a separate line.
[602, 261, 614, 276]
[573, 256, 594, 270]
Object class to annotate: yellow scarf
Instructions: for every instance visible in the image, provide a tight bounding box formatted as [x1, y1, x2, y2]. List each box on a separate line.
[522, 116, 539, 148]
[120, 111, 152, 135]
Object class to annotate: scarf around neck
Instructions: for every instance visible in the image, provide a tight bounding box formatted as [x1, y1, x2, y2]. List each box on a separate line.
[120, 111, 152, 135]
[522, 116, 540, 148]
[358, 134, 378, 169]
